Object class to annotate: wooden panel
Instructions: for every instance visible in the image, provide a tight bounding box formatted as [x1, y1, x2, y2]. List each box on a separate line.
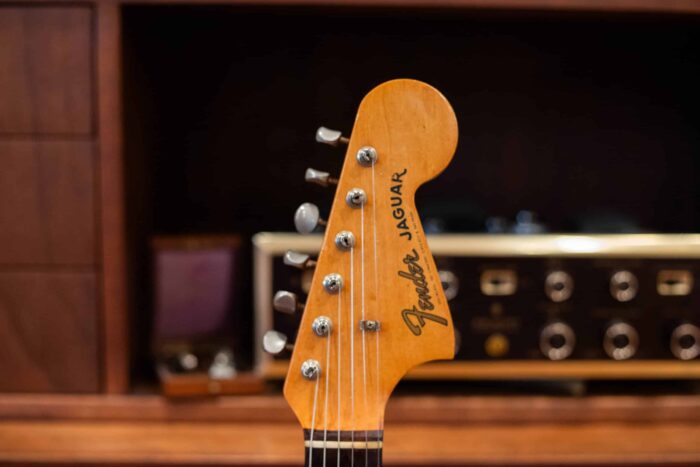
[0, 6, 92, 135]
[0, 141, 95, 265]
[0, 271, 99, 392]
[0, 420, 699, 465]
[97, 1, 129, 393]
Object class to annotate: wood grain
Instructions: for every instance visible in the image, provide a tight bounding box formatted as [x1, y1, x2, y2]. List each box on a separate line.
[0, 6, 92, 135]
[0, 394, 699, 425]
[284, 79, 458, 432]
[0, 141, 96, 265]
[0, 271, 99, 392]
[0, 419, 699, 465]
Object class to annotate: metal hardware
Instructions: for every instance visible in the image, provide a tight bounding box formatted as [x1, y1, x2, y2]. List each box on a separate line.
[439, 270, 459, 301]
[345, 188, 367, 208]
[359, 320, 381, 332]
[263, 330, 293, 355]
[610, 270, 638, 302]
[283, 251, 316, 270]
[356, 146, 378, 166]
[294, 202, 325, 234]
[273, 290, 303, 314]
[540, 321, 576, 361]
[312, 316, 333, 337]
[480, 269, 517, 296]
[545, 270, 574, 302]
[604, 322, 639, 360]
[335, 231, 356, 251]
[671, 323, 700, 360]
[322, 273, 343, 294]
[301, 359, 321, 380]
[316, 127, 348, 147]
[305, 168, 338, 187]
[657, 270, 694, 296]
[177, 352, 199, 372]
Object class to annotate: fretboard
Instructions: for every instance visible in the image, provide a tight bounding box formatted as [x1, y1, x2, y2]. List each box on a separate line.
[303, 429, 383, 467]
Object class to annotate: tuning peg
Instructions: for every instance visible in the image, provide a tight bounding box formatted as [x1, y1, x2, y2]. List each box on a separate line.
[263, 330, 294, 355]
[294, 202, 326, 234]
[316, 126, 349, 147]
[305, 168, 338, 187]
[284, 251, 316, 270]
[273, 290, 304, 314]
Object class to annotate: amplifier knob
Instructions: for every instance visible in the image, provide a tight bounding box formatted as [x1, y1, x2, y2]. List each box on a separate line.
[610, 270, 638, 302]
[545, 271, 573, 302]
[603, 321, 639, 360]
[670, 323, 700, 360]
[539, 321, 575, 360]
[438, 270, 459, 301]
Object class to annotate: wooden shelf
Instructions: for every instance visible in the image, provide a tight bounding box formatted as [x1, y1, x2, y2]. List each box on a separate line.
[1, 419, 700, 466]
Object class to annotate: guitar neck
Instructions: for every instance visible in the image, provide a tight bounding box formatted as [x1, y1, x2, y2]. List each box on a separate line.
[304, 430, 383, 467]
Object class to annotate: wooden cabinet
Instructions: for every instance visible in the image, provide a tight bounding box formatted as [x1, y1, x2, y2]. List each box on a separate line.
[0, 272, 99, 392]
[0, 6, 99, 393]
[0, 7, 93, 135]
[0, 141, 96, 265]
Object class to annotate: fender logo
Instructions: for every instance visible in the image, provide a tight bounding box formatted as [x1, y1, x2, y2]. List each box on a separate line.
[398, 248, 448, 336]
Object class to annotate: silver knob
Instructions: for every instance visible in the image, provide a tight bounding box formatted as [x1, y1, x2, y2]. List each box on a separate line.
[305, 168, 338, 187]
[273, 290, 304, 314]
[294, 202, 326, 234]
[284, 251, 316, 270]
[603, 321, 639, 360]
[610, 270, 638, 302]
[263, 330, 293, 355]
[316, 126, 349, 147]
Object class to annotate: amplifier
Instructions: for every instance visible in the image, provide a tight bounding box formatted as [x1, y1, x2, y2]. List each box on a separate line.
[253, 233, 700, 380]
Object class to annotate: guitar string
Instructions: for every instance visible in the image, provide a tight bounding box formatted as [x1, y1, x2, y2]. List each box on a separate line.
[336, 291, 342, 467]
[371, 162, 381, 466]
[349, 245, 355, 467]
[360, 203, 369, 466]
[322, 319, 331, 467]
[308, 369, 320, 467]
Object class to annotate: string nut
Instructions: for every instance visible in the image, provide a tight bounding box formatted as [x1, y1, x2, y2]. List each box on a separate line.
[312, 316, 333, 337]
[345, 188, 367, 208]
[335, 231, 356, 251]
[301, 359, 321, 380]
[359, 320, 381, 332]
[356, 146, 378, 166]
[322, 273, 343, 294]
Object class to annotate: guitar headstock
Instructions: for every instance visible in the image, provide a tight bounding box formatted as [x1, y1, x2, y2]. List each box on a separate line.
[270, 79, 458, 433]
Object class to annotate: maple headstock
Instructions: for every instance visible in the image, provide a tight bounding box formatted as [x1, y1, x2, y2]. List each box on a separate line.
[280, 79, 458, 432]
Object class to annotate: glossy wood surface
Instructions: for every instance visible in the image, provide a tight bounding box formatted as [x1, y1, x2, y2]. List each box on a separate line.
[284, 80, 458, 432]
[0, 7, 92, 135]
[0, 141, 96, 265]
[1, 419, 699, 466]
[0, 271, 99, 392]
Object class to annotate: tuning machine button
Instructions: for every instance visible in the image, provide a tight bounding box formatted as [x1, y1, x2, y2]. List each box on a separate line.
[284, 251, 316, 270]
[273, 290, 304, 314]
[263, 330, 294, 355]
[305, 168, 338, 187]
[294, 202, 326, 234]
[316, 126, 349, 147]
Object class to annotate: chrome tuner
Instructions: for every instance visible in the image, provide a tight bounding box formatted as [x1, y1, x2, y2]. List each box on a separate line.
[283, 251, 316, 270]
[263, 330, 293, 355]
[316, 126, 349, 147]
[312, 316, 333, 337]
[273, 290, 304, 314]
[322, 273, 343, 294]
[356, 146, 378, 166]
[294, 202, 326, 234]
[335, 231, 355, 251]
[305, 168, 338, 187]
